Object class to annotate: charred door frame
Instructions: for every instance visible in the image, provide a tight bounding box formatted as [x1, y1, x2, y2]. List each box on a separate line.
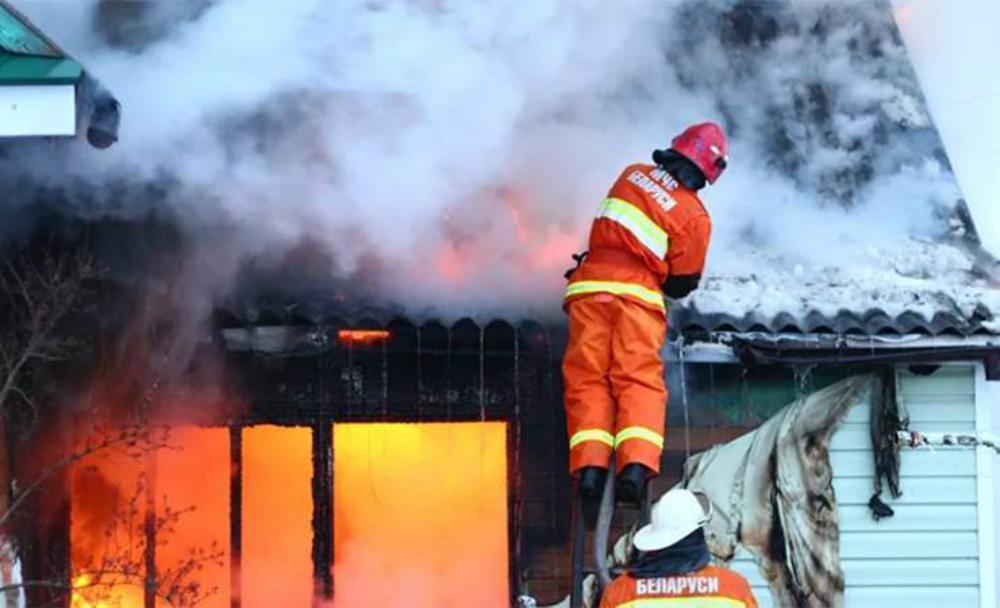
[218, 316, 567, 606]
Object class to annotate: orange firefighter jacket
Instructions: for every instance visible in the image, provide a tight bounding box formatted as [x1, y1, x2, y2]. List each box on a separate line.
[564, 163, 712, 314]
[599, 564, 759, 608]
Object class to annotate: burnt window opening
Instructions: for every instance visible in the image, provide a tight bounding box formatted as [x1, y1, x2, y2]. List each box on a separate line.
[59, 318, 568, 607]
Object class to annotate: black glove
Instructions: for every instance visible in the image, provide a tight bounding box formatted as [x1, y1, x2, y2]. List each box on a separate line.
[564, 251, 588, 280]
[662, 274, 701, 299]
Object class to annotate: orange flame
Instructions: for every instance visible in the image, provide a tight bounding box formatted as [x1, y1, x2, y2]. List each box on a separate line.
[337, 329, 391, 344]
[70, 443, 146, 608]
[69, 574, 132, 608]
[241, 425, 314, 608]
[433, 243, 470, 284]
[503, 189, 581, 271]
[333, 422, 509, 607]
[155, 427, 230, 608]
[70, 426, 231, 608]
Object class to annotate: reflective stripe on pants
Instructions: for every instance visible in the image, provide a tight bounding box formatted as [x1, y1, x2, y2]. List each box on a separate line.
[569, 429, 615, 450]
[615, 426, 664, 449]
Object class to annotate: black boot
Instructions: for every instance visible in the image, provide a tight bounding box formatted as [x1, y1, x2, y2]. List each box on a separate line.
[616, 464, 651, 506]
[577, 466, 608, 501]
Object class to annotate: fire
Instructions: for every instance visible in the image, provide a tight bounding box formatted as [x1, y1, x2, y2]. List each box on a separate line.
[70, 421, 508, 606]
[71, 427, 231, 608]
[526, 227, 580, 270]
[154, 427, 230, 608]
[332, 422, 509, 607]
[434, 242, 470, 284]
[69, 574, 133, 608]
[422, 187, 583, 295]
[70, 440, 147, 608]
[502, 190, 583, 272]
[337, 329, 391, 344]
[242, 425, 313, 608]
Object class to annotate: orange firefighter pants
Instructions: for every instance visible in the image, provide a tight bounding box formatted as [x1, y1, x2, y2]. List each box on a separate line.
[562, 294, 667, 475]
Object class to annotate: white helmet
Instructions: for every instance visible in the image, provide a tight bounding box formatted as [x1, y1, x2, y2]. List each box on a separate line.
[633, 488, 712, 552]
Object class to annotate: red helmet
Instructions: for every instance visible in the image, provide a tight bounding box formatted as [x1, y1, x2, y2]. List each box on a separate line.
[671, 122, 728, 184]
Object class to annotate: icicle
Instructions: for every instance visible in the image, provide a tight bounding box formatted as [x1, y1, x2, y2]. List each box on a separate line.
[479, 324, 486, 422]
[446, 328, 453, 418]
[346, 338, 356, 416]
[381, 335, 389, 419]
[678, 335, 692, 460]
[512, 324, 524, 598]
[792, 365, 815, 399]
[740, 365, 752, 421]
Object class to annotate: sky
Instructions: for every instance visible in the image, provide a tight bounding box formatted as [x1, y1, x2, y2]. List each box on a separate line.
[891, 0, 1000, 256]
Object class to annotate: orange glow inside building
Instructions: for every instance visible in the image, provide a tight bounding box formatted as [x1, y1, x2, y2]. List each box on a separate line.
[70, 421, 509, 606]
[70, 443, 147, 608]
[333, 422, 509, 607]
[70, 427, 231, 608]
[336, 329, 391, 344]
[241, 425, 314, 608]
[154, 427, 230, 608]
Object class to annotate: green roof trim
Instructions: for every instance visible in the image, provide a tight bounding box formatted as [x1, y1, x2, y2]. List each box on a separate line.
[0, 2, 84, 86]
[0, 2, 58, 57]
[0, 51, 81, 84]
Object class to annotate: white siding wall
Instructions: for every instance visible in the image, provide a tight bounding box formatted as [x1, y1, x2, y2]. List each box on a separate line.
[729, 365, 994, 607]
[0, 85, 76, 137]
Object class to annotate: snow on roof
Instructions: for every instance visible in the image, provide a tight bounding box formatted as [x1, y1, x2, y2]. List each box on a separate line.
[682, 235, 1000, 335]
[665, 1, 1000, 335]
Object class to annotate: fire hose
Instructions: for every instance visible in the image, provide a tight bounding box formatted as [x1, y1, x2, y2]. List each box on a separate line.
[594, 455, 616, 591]
[569, 452, 629, 608]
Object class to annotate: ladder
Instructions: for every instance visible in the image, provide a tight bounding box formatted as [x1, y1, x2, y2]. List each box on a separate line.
[569, 458, 653, 608]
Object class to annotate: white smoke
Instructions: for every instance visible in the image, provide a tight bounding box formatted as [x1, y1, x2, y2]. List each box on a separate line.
[7, 0, 990, 320]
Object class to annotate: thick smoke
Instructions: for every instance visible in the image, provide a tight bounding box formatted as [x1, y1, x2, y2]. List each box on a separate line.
[5, 0, 982, 321]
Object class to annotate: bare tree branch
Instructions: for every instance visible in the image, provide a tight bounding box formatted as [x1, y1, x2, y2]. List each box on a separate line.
[0, 256, 33, 313]
[0, 247, 219, 607]
[0, 580, 69, 593]
[0, 425, 165, 529]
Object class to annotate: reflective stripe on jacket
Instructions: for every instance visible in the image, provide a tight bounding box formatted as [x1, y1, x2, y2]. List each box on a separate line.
[565, 163, 712, 314]
[598, 565, 758, 608]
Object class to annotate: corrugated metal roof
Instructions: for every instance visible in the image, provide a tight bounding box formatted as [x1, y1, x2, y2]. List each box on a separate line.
[670, 304, 998, 337]
[213, 298, 998, 339]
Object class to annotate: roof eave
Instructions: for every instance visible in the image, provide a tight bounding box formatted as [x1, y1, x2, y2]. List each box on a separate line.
[670, 332, 1000, 379]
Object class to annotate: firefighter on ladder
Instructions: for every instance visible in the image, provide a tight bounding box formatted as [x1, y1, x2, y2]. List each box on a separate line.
[600, 489, 758, 607]
[563, 123, 727, 503]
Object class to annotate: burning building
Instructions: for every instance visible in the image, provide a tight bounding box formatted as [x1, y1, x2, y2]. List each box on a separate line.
[6, 215, 995, 608]
[6, 217, 574, 607]
[1, 1, 999, 608]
